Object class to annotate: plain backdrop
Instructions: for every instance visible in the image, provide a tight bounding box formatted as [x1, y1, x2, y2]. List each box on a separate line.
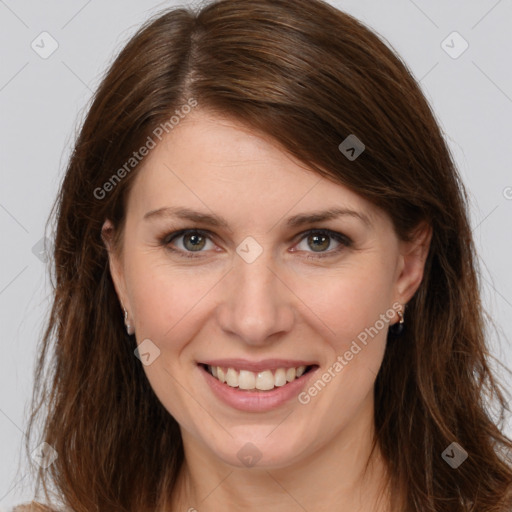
[1, 0, 511, 507]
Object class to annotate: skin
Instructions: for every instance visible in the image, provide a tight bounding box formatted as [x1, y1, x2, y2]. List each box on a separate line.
[103, 110, 431, 512]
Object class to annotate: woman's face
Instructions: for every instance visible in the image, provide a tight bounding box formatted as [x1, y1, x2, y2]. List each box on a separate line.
[106, 110, 428, 469]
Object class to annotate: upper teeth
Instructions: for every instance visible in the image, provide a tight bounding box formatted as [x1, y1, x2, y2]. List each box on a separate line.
[209, 365, 307, 391]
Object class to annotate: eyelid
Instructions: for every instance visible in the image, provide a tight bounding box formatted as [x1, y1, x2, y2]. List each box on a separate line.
[159, 227, 352, 259]
[161, 228, 214, 246]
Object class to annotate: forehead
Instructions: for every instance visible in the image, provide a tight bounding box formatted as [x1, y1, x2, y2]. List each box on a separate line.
[126, 110, 382, 228]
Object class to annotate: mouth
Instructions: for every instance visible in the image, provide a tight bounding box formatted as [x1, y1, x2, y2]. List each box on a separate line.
[199, 363, 318, 392]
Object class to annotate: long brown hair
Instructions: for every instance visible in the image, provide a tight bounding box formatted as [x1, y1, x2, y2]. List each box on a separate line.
[24, 0, 512, 510]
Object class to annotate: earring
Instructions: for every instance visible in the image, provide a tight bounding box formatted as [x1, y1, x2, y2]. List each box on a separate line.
[389, 308, 405, 336]
[123, 307, 135, 335]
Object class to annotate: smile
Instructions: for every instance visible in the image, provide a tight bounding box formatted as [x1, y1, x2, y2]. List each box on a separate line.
[204, 364, 315, 391]
[198, 358, 320, 411]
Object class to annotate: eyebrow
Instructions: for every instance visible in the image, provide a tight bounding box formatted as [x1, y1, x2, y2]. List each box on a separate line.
[143, 206, 372, 229]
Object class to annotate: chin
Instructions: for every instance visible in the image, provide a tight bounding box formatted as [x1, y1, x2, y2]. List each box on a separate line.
[203, 425, 314, 470]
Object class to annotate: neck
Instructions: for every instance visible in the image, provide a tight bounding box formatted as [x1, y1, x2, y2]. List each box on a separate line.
[170, 398, 392, 512]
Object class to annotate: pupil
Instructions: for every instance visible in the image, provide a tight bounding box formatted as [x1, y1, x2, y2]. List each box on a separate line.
[184, 233, 205, 251]
[308, 234, 329, 252]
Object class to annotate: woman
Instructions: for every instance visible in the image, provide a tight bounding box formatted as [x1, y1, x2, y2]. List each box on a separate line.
[17, 0, 512, 510]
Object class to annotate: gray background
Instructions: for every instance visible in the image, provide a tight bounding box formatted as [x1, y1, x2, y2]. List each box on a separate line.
[1, 0, 511, 507]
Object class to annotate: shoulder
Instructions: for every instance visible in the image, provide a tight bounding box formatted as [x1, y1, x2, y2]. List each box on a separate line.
[11, 503, 57, 512]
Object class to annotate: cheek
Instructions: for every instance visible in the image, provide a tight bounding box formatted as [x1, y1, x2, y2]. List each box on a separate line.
[124, 255, 214, 426]
[296, 262, 395, 346]
[295, 267, 394, 427]
[125, 253, 223, 344]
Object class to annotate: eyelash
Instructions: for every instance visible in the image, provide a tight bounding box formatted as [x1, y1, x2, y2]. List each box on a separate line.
[158, 228, 352, 260]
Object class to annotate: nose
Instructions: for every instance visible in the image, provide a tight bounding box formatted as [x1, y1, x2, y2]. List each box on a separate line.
[215, 252, 295, 346]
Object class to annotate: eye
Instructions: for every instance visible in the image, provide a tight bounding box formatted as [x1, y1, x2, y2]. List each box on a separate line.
[159, 228, 352, 260]
[293, 229, 351, 258]
[161, 229, 216, 258]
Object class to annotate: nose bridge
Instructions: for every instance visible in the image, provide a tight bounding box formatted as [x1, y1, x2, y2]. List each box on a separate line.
[216, 247, 294, 345]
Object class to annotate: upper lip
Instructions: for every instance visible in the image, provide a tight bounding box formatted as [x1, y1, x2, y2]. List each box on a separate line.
[199, 358, 318, 372]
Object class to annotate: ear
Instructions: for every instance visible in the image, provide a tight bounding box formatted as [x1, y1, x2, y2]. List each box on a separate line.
[101, 219, 128, 310]
[394, 221, 432, 305]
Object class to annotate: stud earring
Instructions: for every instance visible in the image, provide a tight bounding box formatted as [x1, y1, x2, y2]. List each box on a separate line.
[123, 307, 135, 335]
[389, 308, 405, 336]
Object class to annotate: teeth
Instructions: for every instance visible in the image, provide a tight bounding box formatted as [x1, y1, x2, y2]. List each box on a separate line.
[274, 368, 287, 387]
[226, 368, 238, 387]
[256, 370, 274, 391]
[286, 367, 296, 382]
[207, 365, 308, 391]
[239, 370, 256, 390]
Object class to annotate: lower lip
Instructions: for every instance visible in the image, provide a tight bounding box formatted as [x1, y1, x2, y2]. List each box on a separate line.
[199, 364, 318, 412]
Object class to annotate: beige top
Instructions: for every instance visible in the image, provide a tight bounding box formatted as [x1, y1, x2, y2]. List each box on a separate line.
[11, 504, 54, 511]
